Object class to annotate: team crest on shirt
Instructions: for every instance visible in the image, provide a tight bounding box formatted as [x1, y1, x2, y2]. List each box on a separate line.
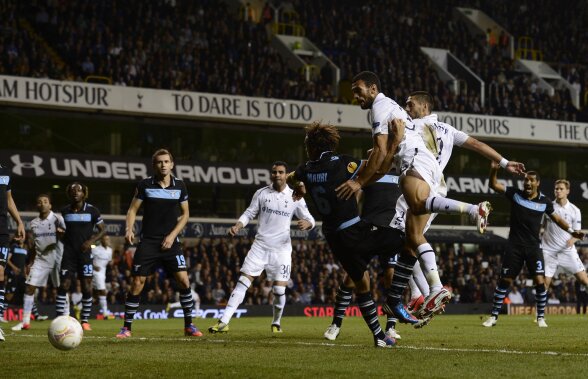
[347, 162, 358, 173]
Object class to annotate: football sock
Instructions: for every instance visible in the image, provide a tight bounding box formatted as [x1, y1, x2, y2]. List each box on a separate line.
[0, 283, 5, 314]
[412, 261, 430, 297]
[23, 294, 34, 324]
[124, 294, 141, 330]
[417, 243, 442, 293]
[81, 293, 92, 323]
[386, 317, 397, 331]
[331, 285, 352, 327]
[490, 284, 509, 318]
[179, 288, 194, 327]
[357, 292, 386, 340]
[408, 276, 422, 299]
[535, 284, 547, 319]
[426, 196, 475, 215]
[271, 285, 286, 326]
[387, 254, 418, 305]
[99, 295, 108, 314]
[31, 300, 40, 318]
[56, 289, 68, 316]
[220, 275, 251, 325]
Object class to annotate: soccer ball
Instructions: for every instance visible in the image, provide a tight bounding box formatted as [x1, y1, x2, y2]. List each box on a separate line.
[47, 316, 83, 350]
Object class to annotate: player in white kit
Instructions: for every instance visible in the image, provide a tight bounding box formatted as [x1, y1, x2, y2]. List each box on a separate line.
[92, 234, 113, 317]
[542, 179, 588, 289]
[12, 194, 65, 331]
[336, 72, 496, 324]
[209, 161, 315, 334]
[400, 91, 526, 320]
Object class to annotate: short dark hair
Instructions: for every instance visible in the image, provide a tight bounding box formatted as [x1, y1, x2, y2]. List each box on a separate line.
[272, 161, 288, 171]
[352, 71, 381, 92]
[66, 182, 88, 200]
[409, 91, 434, 110]
[526, 171, 540, 182]
[152, 148, 174, 165]
[304, 121, 340, 158]
[37, 193, 51, 202]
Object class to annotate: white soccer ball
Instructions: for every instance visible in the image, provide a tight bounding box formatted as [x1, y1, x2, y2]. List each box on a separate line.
[47, 315, 84, 350]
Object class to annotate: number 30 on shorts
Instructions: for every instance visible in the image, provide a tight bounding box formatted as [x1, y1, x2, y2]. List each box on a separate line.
[280, 264, 291, 278]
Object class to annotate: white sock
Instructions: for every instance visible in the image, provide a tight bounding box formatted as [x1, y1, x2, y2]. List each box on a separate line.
[99, 295, 108, 313]
[23, 294, 34, 324]
[220, 276, 251, 325]
[426, 196, 476, 215]
[194, 295, 201, 318]
[417, 243, 443, 293]
[64, 293, 70, 316]
[412, 261, 430, 298]
[272, 285, 286, 325]
[408, 276, 422, 299]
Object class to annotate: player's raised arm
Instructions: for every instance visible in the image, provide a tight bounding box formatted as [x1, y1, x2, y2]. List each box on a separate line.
[489, 161, 506, 194]
[462, 137, 525, 175]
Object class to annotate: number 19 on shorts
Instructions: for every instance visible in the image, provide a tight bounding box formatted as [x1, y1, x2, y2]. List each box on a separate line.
[176, 255, 187, 269]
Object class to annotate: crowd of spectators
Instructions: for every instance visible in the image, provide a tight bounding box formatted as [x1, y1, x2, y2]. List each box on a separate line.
[1, 0, 587, 121]
[29, 237, 588, 311]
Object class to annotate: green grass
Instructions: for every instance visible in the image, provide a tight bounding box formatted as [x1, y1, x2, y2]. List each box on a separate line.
[2, 314, 588, 378]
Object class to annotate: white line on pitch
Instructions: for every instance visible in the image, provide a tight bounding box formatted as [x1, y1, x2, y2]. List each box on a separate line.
[10, 333, 588, 357]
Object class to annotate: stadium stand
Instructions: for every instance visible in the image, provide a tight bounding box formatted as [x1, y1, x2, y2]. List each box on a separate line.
[27, 238, 588, 307]
[1, 0, 585, 120]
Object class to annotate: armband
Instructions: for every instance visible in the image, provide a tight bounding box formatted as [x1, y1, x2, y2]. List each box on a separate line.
[567, 227, 574, 234]
[499, 158, 509, 169]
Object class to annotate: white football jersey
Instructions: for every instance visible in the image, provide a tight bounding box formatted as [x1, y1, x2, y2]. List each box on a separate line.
[369, 93, 436, 174]
[239, 185, 315, 252]
[542, 200, 582, 252]
[30, 211, 65, 255]
[92, 244, 113, 270]
[414, 114, 469, 172]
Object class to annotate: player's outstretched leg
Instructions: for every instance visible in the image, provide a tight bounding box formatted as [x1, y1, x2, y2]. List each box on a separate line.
[426, 197, 492, 234]
[209, 275, 251, 334]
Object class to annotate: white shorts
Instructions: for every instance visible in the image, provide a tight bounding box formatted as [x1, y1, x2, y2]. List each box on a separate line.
[544, 249, 585, 277]
[241, 241, 292, 281]
[400, 148, 442, 194]
[93, 269, 107, 291]
[26, 259, 55, 288]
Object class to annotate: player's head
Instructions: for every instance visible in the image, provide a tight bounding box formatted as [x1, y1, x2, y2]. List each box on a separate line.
[66, 182, 88, 203]
[553, 179, 570, 200]
[351, 71, 381, 109]
[406, 91, 434, 119]
[304, 121, 340, 160]
[152, 148, 174, 177]
[271, 161, 288, 190]
[36, 193, 52, 214]
[523, 171, 540, 197]
[100, 234, 111, 247]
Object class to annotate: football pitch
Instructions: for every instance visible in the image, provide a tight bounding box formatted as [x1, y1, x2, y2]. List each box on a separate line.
[2, 314, 588, 378]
